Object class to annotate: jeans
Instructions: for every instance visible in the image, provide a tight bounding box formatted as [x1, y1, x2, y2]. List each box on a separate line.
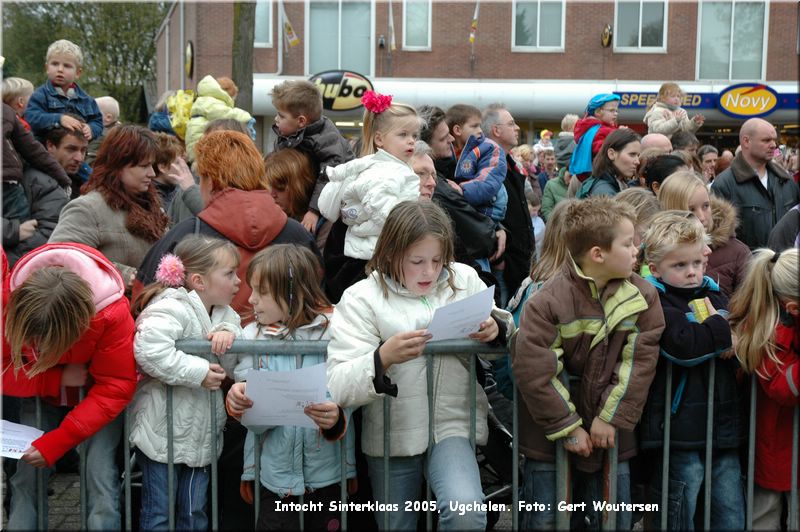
[491, 267, 509, 308]
[7, 398, 122, 530]
[367, 436, 486, 531]
[138, 453, 210, 531]
[521, 458, 632, 530]
[649, 449, 744, 530]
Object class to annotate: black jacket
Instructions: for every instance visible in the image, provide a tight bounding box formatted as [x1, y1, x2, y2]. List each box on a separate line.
[500, 154, 535, 297]
[639, 276, 744, 451]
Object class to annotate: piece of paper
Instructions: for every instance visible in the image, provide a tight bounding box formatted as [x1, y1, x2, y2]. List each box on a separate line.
[1, 420, 44, 459]
[426, 285, 494, 341]
[241, 363, 328, 429]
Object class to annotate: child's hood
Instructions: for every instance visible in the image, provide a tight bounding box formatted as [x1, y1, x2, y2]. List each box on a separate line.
[10, 243, 125, 312]
[195, 75, 234, 108]
[325, 149, 409, 183]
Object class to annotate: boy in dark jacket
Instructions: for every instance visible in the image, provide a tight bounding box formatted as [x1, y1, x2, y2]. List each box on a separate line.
[640, 210, 743, 530]
[270, 80, 354, 233]
[513, 197, 664, 530]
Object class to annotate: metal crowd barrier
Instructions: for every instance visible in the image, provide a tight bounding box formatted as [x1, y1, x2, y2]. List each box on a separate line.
[20, 339, 800, 531]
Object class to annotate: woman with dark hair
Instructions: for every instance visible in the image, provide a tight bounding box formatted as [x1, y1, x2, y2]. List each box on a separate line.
[49, 124, 170, 289]
[577, 128, 642, 198]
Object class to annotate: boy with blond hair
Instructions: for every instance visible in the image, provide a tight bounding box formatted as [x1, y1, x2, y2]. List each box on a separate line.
[86, 96, 120, 166]
[2, 77, 35, 129]
[270, 79, 354, 232]
[445, 103, 508, 223]
[512, 196, 664, 530]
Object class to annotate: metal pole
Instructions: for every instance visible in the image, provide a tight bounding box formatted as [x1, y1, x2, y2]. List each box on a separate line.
[661, 362, 673, 531]
[746, 375, 756, 530]
[703, 359, 716, 531]
[555, 372, 571, 530]
[790, 405, 799, 530]
[383, 398, 390, 531]
[512, 379, 519, 531]
[124, 409, 132, 531]
[35, 397, 45, 531]
[210, 391, 219, 531]
[426, 354, 434, 531]
[79, 387, 87, 530]
[167, 385, 175, 531]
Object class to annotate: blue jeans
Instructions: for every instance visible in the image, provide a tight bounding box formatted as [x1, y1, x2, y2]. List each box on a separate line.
[366, 436, 486, 531]
[521, 458, 632, 530]
[649, 449, 744, 530]
[7, 398, 122, 530]
[138, 453, 210, 531]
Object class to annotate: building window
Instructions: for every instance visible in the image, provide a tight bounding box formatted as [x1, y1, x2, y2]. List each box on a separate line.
[403, 0, 431, 50]
[614, 0, 667, 52]
[697, 0, 767, 80]
[254, 0, 272, 48]
[307, 1, 373, 75]
[512, 0, 565, 51]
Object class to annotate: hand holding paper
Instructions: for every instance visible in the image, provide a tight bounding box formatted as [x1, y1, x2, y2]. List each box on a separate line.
[425, 286, 494, 342]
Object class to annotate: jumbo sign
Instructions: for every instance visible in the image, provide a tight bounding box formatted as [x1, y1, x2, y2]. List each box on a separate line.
[309, 71, 373, 112]
[717, 83, 779, 118]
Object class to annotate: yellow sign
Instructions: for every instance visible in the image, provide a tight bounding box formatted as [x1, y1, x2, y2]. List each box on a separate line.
[717, 84, 779, 118]
[310, 71, 374, 112]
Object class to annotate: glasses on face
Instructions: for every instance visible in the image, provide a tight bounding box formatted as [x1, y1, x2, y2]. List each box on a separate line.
[599, 107, 619, 114]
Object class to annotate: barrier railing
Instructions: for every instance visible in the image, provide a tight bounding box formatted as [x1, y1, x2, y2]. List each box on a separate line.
[15, 339, 800, 531]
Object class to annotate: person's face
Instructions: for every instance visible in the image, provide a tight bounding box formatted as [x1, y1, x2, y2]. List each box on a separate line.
[456, 116, 483, 145]
[528, 203, 540, 218]
[375, 118, 419, 163]
[544, 154, 556, 169]
[650, 241, 706, 289]
[608, 141, 641, 179]
[402, 235, 444, 296]
[744, 123, 778, 163]
[595, 102, 619, 126]
[248, 282, 288, 326]
[429, 120, 455, 159]
[274, 108, 305, 137]
[687, 185, 712, 230]
[599, 219, 638, 280]
[45, 54, 81, 90]
[46, 134, 88, 175]
[119, 159, 156, 195]
[269, 184, 291, 214]
[197, 252, 241, 309]
[701, 152, 718, 175]
[411, 154, 437, 200]
[492, 109, 520, 152]
[664, 92, 682, 107]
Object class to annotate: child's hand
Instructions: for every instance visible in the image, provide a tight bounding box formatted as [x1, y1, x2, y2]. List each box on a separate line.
[59, 114, 83, 132]
[305, 401, 340, 430]
[590, 416, 616, 449]
[240, 480, 254, 505]
[18, 219, 38, 241]
[226, 382, 253, 418]
[704, 297, 718, 317]
[563, 427, 593, 457]
[379, 329, 432, 369]
[21, 447, 47, 468]
[61, 363, 88, 387]
[469, 317, 498, 343]
[301, 211, 319, 233]
[675, 108, 688, 121]
[81, 123, 92, 140]
[202, 363, 226, 390]
[489, 230, 507, 262]
[208, 331, 235, 355]
[693, 114, 705, 125]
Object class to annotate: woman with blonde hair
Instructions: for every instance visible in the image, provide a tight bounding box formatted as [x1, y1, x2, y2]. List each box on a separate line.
[657, 170, 750, 297]
[133, 130, 318, 317]
[3, 243, 136, 530]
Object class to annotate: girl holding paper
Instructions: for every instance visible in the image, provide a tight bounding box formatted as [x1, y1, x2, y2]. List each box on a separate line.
[225, 244, 355, 531]
[325, 200, 514, 531]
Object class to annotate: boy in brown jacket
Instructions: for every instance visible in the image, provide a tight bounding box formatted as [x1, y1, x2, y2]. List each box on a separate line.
[512, 196, 664, 529]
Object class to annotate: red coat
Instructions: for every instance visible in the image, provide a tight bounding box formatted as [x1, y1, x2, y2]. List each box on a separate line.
[573, 116, 618, 158]
[2, 243, 136, 466]
[755, 315, 800, 491]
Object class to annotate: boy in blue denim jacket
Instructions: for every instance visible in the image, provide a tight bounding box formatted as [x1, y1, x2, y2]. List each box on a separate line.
[24, 39, 103, 183]
[445, 104, 508, 223]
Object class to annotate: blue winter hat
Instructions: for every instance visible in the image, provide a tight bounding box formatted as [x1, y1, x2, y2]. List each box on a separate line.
[586, 93, 621, 115]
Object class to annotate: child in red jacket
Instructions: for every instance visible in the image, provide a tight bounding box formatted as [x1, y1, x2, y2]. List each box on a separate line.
[730, 247, 800, 529]
[569, 93, 621, 182]
[3, 242, 136, 530]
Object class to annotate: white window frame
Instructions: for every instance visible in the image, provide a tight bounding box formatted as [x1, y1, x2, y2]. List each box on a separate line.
[694, 0, 769, 81]
[402, 0, 432, 51]
[304, 0, 376, 77]
[613, 0, 668, 53]
[511, 0, 566, 52]
[254, 0, 273, 48]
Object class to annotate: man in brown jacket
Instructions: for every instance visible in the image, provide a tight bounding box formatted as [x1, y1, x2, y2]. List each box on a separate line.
[512, 197, 665, 530]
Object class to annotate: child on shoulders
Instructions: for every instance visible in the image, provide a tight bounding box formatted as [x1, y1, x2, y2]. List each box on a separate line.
[644, 82, 705, 138]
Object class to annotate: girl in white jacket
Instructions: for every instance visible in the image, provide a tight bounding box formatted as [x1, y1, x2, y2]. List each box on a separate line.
[318, 90, 422, 260]
[226, 244, 354, 530]
[131, 235, 242, 531]
[326, 200, 514, 531]
[643, 82, 705, 138]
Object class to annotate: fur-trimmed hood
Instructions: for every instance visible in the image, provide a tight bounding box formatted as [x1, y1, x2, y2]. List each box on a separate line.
[708, 195, 739, 249]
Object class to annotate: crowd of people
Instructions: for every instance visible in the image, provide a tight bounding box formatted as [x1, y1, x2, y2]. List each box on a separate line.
[2, 38, 800, 531]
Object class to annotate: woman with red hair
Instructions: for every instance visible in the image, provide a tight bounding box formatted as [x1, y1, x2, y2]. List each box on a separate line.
[49, 125, 170, 289]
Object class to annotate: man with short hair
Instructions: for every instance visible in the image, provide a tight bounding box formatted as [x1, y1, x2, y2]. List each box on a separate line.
[44, 119, 89, 199]
[483, 104, 535, 305]
[641, 133, 673, 153]
[711, 118, 800, 249]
